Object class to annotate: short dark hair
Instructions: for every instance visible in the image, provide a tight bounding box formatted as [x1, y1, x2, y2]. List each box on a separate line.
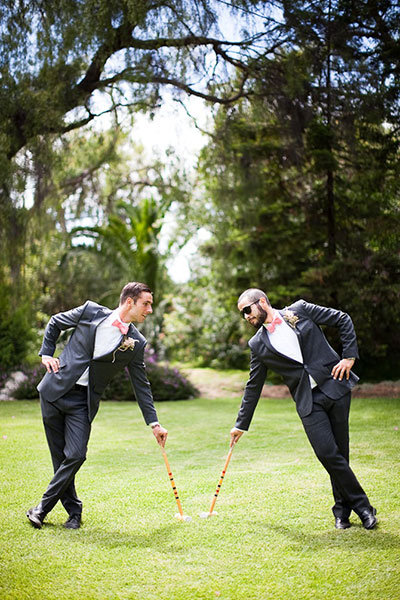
[238, 288, 270, 306]
[119, 282, 152, 305]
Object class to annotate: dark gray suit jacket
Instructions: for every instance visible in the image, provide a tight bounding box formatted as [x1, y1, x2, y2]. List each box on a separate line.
[235, 300, 359, 430]
[37, 301, 158, 424]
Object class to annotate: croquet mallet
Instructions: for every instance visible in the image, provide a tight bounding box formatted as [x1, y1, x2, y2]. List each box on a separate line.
[159, 444, 192, 522]
[200, 441, 236, 518]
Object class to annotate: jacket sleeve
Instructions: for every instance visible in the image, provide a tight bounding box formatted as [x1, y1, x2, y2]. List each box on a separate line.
[39, 302, 89, 357]
[127, 343, 158, 425]
[235, 351, 268, 431]
[298, 300, 359, 359]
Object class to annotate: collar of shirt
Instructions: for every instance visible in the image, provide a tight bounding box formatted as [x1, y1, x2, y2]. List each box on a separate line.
[263, 309, 283, 332]
[103, 308, 129, 327]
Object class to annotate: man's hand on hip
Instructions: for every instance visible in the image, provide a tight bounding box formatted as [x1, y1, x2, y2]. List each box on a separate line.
[42, 355, 60, 373]
[230, 427, 244, 447]
[152, 424, 168, 447]
[331, 358, 355, 381]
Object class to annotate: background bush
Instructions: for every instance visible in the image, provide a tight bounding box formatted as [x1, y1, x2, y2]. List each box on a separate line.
[12, 350, 198, 402]
[162, 284, 249, 369]
[0, 297, 35, 377]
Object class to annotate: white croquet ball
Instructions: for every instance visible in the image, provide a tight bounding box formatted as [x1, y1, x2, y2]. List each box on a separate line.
[175, 513, 192, 522]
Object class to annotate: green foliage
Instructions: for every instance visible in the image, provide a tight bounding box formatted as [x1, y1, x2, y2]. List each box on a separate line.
[144, 357, 199, 401]
[197, 97, 312, 302]
[167, 283, 244, 368]
[72, 195, 171, 300]
[0, 293, 35, 374]
[0, 0, 263, 334]
[1, 1, 400, 382]
[0, 123, 187, 321]
[183, 5, 400, 376]
[163, 283, 249, 369]
[0, 0, 257, 166]
[101, 356, 199, 402]
[12, 352, 198, 402]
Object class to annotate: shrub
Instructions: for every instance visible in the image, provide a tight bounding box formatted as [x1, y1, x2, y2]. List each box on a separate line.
[144, 351, 199, 401]
[101, 349, 199, 401]
[0, 301, 35, 373]
[12, 351, 198, 402]
[0, 370, 8, 390]
[162, 286, 250, 369]
[12, 366, 43, 400]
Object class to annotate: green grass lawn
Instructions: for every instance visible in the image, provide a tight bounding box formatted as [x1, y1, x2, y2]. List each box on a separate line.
[0, 394, 399, 600]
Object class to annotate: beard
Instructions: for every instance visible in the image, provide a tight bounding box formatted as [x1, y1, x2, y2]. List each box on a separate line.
[249, 305, 268, 329]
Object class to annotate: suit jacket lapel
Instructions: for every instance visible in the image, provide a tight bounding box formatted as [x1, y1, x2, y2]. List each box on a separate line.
[88, 308, 112, 350]
[259, 326, 287, 359]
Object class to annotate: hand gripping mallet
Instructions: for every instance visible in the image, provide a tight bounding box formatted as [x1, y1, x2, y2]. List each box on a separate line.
[159, 444, 192, 522]
[200, 441, 236, 518]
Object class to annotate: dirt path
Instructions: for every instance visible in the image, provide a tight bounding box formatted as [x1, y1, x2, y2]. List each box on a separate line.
[183, 368, 400, 399]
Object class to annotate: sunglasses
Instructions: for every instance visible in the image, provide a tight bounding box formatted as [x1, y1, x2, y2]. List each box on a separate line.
[241, 299, 260, 319]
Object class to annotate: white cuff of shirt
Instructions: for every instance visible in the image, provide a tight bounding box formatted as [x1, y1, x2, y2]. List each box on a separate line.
[232, 427, 245, 432]
[149, 422, 160, 428]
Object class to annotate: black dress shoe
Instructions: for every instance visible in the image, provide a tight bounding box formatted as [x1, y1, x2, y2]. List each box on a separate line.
[27, 506, 45, 529]
[360, 507, 377, 529]
[64, 514, 82, 529]
[335, 517, 351, 529]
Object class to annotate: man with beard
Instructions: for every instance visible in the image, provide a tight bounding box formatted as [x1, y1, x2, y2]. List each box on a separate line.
[230, 288, 377, 530]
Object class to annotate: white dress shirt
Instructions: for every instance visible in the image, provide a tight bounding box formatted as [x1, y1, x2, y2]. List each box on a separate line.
[265, 311, 317, 389]
[75, 309, 125, 385]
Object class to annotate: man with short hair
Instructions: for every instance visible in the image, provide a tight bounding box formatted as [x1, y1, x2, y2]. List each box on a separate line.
[231, 288, 377, 530]
[27, 281, 167, 530]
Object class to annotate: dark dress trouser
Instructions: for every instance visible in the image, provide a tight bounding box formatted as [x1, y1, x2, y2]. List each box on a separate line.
[39, 385, 91, 516]
[300, 388, 371, 519]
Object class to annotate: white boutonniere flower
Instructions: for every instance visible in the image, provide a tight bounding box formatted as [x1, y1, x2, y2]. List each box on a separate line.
[119, 336, 137, 351]
[112, 336, 138, 362]
[283, 309, 299, 329]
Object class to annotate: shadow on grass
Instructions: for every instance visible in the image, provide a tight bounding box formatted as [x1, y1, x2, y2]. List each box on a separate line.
[36, 520, 187, 553]
[266, 521, 400, 551]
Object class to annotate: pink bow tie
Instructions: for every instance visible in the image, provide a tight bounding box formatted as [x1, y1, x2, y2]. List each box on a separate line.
[266, 314, 283, 333]
[112, 319, 129, 335]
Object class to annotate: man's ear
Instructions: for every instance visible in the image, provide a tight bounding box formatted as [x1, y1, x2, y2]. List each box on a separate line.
[259, 296, 269, 310]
